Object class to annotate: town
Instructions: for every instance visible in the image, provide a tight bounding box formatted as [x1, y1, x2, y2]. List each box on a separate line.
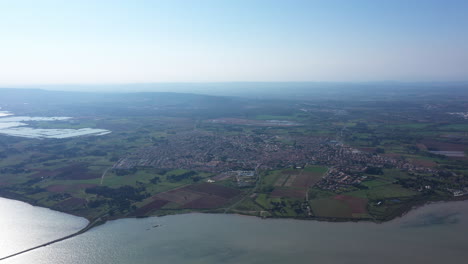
[113, 129, 446, 193]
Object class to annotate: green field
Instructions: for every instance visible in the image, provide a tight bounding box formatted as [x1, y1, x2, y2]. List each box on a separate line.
[1, 88, 467, 223]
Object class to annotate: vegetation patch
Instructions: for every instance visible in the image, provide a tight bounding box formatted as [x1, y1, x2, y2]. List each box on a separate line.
[46, 183, 97, 193]
[53, 197, 87, 210]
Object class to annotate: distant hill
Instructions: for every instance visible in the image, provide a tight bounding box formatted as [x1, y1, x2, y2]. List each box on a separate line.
[3, 81, 468, 100]
[0, 88, 250, 117]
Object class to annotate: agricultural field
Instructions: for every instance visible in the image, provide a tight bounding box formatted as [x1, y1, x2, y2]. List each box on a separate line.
[0, 88, 467, 223]
[232, 166, 330, 218]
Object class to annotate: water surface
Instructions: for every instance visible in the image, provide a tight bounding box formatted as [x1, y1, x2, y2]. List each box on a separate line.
[0, 111, 13, 117]
[0, 115, 110, 139]
[2, 199, 468, 264]
[0, 198, 88, 258]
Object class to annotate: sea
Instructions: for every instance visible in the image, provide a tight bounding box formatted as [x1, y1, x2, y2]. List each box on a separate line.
[1, 197, 468, 264]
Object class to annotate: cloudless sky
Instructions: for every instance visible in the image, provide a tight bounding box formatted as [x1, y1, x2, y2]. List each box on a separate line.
[0, 0, 467, 85]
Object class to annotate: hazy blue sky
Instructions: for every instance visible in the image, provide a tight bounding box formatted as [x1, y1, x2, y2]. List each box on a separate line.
[1, 0, 467, 85]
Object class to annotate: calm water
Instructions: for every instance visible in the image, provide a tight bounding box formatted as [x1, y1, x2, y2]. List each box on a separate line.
[0, 111, 12, 117]
[0, 198, 88, 258]
[0, 115, 110, 138]
[1, 198, 468, 264]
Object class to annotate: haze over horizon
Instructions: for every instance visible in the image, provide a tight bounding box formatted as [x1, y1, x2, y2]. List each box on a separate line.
[1, 0, 467, 86]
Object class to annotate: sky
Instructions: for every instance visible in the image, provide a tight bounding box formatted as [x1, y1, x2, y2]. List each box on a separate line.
[0, 0, 467, 86]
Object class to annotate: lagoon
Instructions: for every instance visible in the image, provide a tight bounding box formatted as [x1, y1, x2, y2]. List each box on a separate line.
[0, 115, 110, 139]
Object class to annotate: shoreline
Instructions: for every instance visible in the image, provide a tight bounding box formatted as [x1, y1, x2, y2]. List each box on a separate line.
[1, 195, 468, 260]
[2, 193, 468, 226]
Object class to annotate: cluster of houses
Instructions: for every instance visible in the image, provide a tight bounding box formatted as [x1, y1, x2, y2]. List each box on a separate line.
[112, 131, 327, 173]
[447, 188, 468, 197]
[112, 130, 453, 193]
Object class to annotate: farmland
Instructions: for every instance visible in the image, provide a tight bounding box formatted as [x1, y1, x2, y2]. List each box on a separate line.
[0, 87, 467, 223]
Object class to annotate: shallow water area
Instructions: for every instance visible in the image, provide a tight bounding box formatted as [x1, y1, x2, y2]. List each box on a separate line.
[0, 114, 111, 139]
[2, 200, 468, 264]
[0, 116, 71, 122]
[0, 122, 26, 129]
[0, 127, 111, 138]
[0, 111, 13, 117]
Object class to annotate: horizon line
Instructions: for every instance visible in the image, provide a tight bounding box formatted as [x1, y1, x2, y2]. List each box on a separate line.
[2, 80, 468, 87]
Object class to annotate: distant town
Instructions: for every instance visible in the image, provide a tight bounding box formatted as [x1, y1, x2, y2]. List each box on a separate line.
[0, 87, 467, 225]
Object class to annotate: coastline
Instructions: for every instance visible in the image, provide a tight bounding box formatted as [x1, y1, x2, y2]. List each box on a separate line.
[1, 194, 468, 261]
[2, 193, 468, 226]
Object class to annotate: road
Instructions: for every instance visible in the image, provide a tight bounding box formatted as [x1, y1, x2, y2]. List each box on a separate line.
[100, 167, 111, 185]
[0, 217, 104, 261]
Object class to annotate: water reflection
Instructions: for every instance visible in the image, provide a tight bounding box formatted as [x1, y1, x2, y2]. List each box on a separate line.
[2, 200, 468, 264]
[0, 114, 110, 139]
[0, 198, 88, 258]
[400, 212, 460, 228]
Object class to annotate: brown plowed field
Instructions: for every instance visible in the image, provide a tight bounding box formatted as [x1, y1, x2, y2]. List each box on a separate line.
[421, 140, 468, 151]
[40, 164, 100, 180]
[334, 195, 368, 214]
[154, 189, 203, 204]
[153, 183, 240, 209]
[133, 199, 169, 215]
[291, 172, 322, 188]
[382, 153, 403, 158]
[186, 183, 241, 199]
[271, 188, 306, 199]
[181, 196, 228, 209]
[410, 159, 437, 168]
